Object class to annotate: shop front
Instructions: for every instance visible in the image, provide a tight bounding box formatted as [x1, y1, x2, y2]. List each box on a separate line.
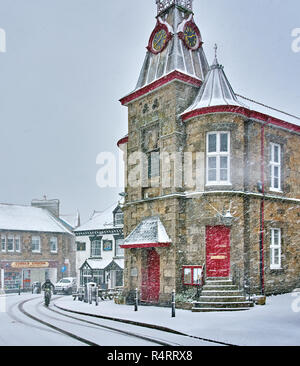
[0, 261, 58, 291]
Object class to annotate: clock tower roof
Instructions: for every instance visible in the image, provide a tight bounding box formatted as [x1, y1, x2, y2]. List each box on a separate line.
[120, 1, 209, 105]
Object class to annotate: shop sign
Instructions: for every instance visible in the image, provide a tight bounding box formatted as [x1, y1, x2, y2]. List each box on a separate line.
[11, 261, 49, 269]
[103, 240, 113, 251]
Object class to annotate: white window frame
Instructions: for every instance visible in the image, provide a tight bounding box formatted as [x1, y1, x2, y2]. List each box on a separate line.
[7, 236, 14, 252]
[50, 237, 58, 253]
[91, 240, 101, 258]
[270, 143, 282, 192]
[32, 236, 41, 253]
[206, 132, 231, 186]
[115, 238, 124, 257]
[270, 228, 282, 269]
[1, 235, 6, 252]
[15, 236, 21, 253]
[114, 212, 124, 226]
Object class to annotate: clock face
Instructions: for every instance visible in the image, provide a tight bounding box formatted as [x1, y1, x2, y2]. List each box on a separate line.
[184, 25, 199, 49]
[152, 29, 168, 53]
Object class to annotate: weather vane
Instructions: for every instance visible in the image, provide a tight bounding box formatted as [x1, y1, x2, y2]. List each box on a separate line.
[214, 43, 218, 59]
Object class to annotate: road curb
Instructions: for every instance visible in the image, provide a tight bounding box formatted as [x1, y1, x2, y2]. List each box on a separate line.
[54, 302, 186, 336]
[53, 302, 236, 346]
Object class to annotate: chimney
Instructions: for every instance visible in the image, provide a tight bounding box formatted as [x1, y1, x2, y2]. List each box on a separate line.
[31, 196, 60, 217]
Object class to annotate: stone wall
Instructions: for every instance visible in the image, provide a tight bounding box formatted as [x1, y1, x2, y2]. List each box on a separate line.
[122, 78, 300, 304]
[0, 230, 76, 280]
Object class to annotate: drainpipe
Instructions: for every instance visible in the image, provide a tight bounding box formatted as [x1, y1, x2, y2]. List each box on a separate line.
[259, 118, 271, 296]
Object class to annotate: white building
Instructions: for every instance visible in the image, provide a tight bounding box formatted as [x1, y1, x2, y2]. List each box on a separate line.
[74, 204, 124, 289]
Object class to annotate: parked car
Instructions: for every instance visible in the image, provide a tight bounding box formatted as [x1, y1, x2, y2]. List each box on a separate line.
[54, 277, 77, 295]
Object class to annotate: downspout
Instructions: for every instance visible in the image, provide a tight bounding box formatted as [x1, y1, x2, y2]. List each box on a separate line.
[259, 118, 271, 296]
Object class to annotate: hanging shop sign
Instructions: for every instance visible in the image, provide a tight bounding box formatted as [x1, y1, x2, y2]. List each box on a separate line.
[103, 240, 113, 251]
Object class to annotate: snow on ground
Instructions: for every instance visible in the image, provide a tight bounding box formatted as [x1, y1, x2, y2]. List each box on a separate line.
[56, 292, 300, 346]
[0, 294, 84, 346]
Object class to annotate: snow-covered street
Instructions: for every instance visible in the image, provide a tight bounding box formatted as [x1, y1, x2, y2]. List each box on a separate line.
[0, 293, 216, 346]
[55, 292, 300, 346]
[0, 291, 299, 346]
[0, 293, 83, 346]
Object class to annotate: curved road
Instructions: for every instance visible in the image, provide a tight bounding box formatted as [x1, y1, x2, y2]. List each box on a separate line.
[1, 293, 218, 346]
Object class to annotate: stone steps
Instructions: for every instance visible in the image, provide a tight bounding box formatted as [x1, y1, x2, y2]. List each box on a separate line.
[192, 277, 253, 312]
[192, 307, 250, 313]
[205, 280, 233, 286]
[201, 290, 244, 297]
[194, 301, 253, 309]
[203, 284, 238, 291]
[199, 296, 247, 302]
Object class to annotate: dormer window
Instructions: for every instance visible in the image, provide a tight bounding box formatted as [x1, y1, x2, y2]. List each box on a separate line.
[113, 207, 124, 226]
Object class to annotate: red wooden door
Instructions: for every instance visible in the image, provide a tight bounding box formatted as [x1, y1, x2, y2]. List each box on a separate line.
[141, 249, 160, 302]
[206, 226, 230, 278]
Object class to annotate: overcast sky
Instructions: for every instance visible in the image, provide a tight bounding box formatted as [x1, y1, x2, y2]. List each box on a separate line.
[0, 0, 299, 224]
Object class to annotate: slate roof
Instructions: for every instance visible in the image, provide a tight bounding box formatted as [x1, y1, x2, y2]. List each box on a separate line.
[0, 204, 73, 234]
[74, 203, 122, 233]
[183, 56, 246, 112]
[135, 6, 209, 91]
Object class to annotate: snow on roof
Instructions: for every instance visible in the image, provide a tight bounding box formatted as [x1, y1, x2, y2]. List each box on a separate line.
[74, 203, 122, 233]
[236, 95, 300, 127]
[0, 204, 73, 234]
[182, 56, 300, 130]
[84, 258, 124, 270]
[122, 216, 171, 248]
[183, 56, 246, 113]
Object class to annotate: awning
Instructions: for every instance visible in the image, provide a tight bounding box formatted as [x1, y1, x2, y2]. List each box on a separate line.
[120, 216, 172, 249]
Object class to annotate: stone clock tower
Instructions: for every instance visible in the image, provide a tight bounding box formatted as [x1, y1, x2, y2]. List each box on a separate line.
[117, 0, 300, 310]
[118, 0, 209, 304]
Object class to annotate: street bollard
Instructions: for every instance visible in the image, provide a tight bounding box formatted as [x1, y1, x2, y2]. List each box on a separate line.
[171, 289, 176, 318]
[89, 286, 92, 304]
[18, 284, 21, 295]
[84, 284, 88, 303]
[95, 287, 99, 306]
[134, 288, 138, 312]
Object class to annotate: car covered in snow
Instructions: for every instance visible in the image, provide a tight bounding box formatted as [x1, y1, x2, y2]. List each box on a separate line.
[53, 277, 77, 295]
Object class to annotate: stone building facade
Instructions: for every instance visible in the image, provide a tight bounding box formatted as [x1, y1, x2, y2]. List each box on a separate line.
[0, 201, 76, 291]
[117, 0, 300, 305]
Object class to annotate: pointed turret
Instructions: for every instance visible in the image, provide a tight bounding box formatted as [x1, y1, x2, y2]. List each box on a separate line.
[120, 0, 209, 105]
[183, 46, 246, 113]
[136, 2, 208, 90]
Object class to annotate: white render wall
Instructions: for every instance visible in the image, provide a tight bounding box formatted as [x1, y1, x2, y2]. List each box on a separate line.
[75, 233, 124, 286]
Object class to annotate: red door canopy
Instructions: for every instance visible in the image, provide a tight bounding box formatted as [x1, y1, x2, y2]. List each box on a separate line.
[141, 249, 160, 303]
[206, 226, 230, 278]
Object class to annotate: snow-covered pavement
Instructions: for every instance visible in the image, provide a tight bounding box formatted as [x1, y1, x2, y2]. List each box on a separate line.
[55, 292, 300, 346]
